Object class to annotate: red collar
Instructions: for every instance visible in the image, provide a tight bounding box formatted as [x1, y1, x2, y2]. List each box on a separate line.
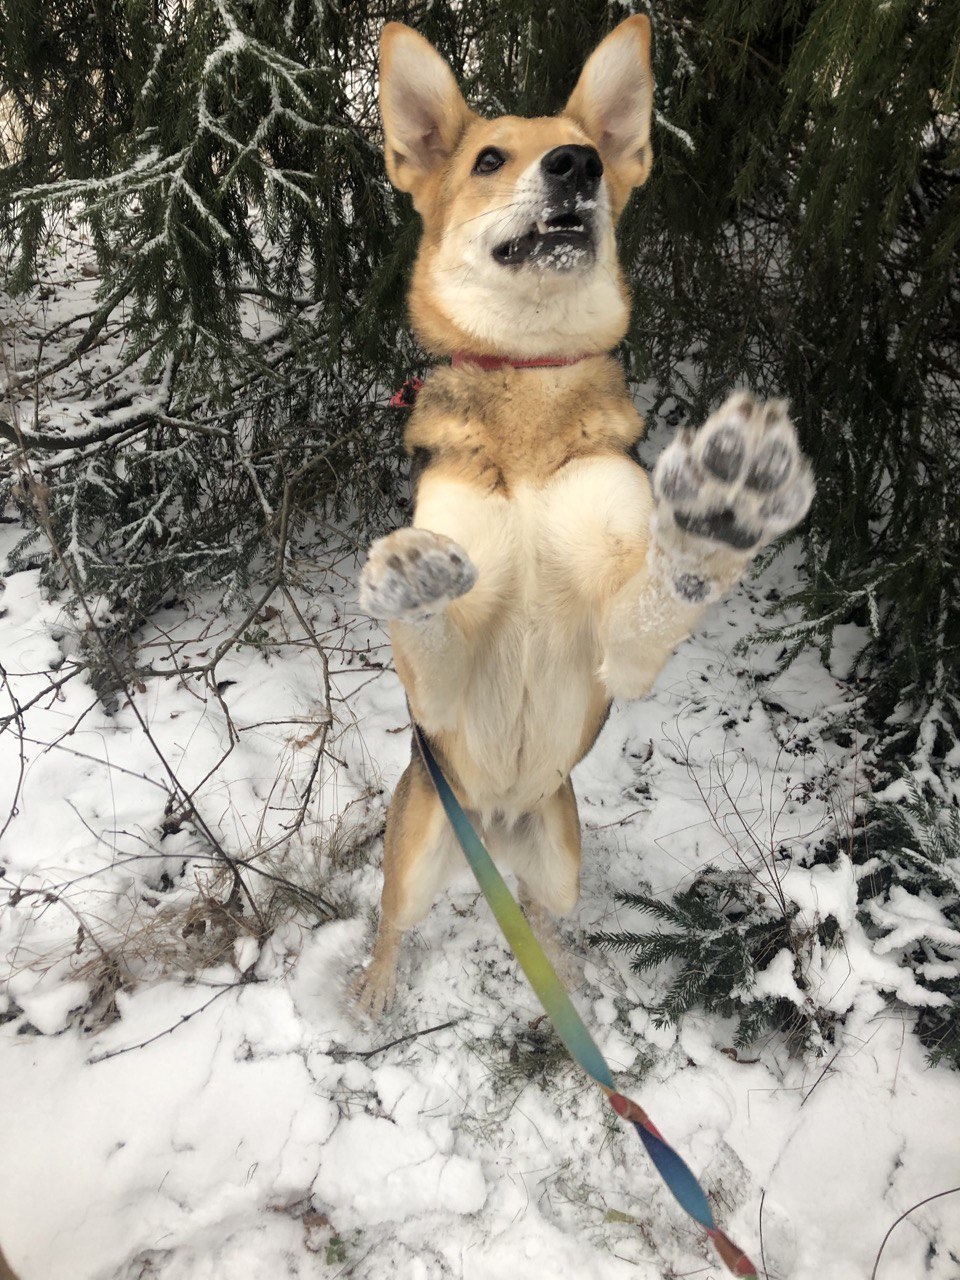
[388, 351, 595, 410]
[450, 351, 591, 371]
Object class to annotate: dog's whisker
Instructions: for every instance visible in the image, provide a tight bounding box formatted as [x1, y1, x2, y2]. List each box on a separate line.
[447, 201, 527, 233]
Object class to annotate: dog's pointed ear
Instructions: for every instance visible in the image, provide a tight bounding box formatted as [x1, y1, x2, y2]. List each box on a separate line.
[564, 16, 654, 190]
[379, 24, 473, 200]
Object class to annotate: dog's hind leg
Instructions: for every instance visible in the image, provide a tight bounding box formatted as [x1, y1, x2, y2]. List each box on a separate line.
[492, 780, 585, 986]
[352, 749, 459, 1018]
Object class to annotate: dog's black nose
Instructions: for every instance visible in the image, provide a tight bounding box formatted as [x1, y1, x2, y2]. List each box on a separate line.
[541, 145, 603, 192]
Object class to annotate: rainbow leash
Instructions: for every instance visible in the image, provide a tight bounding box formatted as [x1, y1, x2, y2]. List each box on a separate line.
[414, 725, 758, 1278]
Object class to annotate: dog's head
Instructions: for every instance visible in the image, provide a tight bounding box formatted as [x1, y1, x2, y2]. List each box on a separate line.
[379, 18, 653, 358]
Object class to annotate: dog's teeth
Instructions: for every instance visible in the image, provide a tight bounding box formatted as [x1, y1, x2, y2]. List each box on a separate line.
[536, 220, 549, 235]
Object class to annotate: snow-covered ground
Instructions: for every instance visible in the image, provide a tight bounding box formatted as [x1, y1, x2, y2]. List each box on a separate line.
[2, 248, 960, 1280]
[3, 529, 960, 1280]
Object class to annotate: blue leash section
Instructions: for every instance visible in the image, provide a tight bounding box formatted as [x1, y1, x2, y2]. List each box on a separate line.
[414, 724, 757, 1277]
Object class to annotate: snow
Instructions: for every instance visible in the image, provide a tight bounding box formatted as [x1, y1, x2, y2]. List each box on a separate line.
[3, 257, 960, 1280]
[3, 532, 960, 1280]
[321, 1115, 487, 1222]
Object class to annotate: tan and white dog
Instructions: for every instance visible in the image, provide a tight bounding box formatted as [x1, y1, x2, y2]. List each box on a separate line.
[353, 17, 814, 1016]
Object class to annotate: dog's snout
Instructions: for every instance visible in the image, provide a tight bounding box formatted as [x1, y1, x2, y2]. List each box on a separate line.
[541, 145, 603, 192]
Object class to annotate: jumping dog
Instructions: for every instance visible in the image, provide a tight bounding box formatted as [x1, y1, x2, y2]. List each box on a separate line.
[354, 17, 814, 1015]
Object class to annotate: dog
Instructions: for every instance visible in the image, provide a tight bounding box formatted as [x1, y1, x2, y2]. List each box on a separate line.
[353, 16, 814, 1016]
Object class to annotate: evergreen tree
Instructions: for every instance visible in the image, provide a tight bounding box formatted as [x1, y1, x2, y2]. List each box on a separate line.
[0, 0, 957, 738]
[1, 0, 418, 623]
[865, 781, 960, 1067]
[624, 1, 960, 737]
[590, 872, 836, 1055]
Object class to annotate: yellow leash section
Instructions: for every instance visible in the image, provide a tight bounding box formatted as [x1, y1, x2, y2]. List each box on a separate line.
[414, 724, 758, 1277]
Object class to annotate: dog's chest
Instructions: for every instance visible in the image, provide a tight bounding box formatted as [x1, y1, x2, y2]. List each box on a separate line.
[415, 451, 648, 601]
[413, 453, 653, 808]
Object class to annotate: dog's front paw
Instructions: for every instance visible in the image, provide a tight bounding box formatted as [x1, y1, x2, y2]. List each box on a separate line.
[651, 393, 814, 600]
[359, 528, 478, 621]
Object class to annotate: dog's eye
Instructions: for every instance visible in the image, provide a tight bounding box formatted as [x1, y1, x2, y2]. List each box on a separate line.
[472, 148, 506, 175]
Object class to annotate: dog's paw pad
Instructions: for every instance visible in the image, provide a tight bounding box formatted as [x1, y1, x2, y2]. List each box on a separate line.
[746, 425, 795, 493]
[655, 448, 702, 503]
[699, 419, 746, 483]
[673, 507, 763, 551]
[757, 465, 815, 532]
[360, 528, 477, 620]
[671, 571, 715, 604]
[653, 392, 814, 560]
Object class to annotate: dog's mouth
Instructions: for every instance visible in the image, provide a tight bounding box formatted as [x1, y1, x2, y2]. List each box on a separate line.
[492, 210, 594, 270]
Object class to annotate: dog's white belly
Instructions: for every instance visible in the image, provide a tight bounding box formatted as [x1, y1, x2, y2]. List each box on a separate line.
[453, 601, 597, 813]
[414, 454, 653, 814]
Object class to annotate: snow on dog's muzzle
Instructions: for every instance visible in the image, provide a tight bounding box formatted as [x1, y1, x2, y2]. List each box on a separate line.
[492, 207, 596, 270]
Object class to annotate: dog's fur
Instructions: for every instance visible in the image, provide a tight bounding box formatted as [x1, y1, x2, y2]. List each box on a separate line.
[354, 18, 814, 1015]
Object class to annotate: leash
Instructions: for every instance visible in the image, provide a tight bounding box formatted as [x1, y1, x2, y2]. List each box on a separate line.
[413, 723, 758, 1278]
